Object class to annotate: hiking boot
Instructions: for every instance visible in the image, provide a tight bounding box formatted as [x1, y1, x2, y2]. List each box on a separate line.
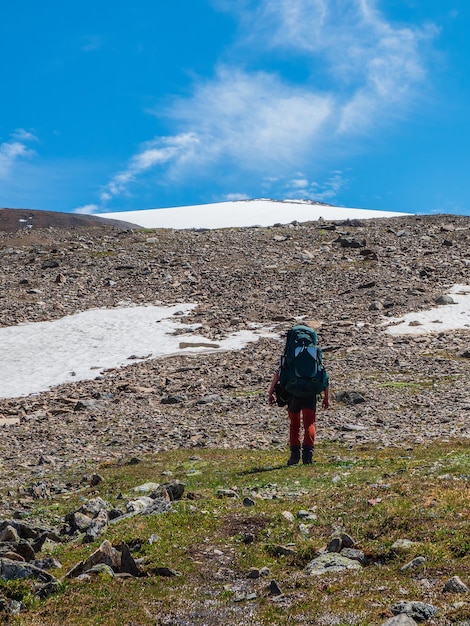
[302, 445, 314, 465]
[287, 446, 301, 466]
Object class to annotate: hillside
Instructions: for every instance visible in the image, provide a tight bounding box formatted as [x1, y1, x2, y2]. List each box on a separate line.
[0, 208, 139, 233]
[0, 211, 469, 624]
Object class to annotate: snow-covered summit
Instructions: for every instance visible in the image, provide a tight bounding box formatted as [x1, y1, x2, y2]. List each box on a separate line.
[99, 198, 408, 230]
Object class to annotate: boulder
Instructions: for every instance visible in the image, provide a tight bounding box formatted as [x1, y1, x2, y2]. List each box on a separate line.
[305, 553, 362, 576]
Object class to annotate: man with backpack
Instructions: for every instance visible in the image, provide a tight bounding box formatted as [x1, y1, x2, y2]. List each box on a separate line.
[268, 324, 330, 466]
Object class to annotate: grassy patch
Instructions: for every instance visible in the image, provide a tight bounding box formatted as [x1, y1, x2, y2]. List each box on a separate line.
[4, 440, 470, 625]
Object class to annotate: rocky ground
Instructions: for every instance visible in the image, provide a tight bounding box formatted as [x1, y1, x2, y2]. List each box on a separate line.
[0, 213, 469, 509]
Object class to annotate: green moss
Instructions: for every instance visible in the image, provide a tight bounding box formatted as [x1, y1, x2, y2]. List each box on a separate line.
[5, 440, 470, 625]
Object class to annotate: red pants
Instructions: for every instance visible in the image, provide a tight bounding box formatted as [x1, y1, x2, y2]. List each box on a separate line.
[288, 408, 316, 447]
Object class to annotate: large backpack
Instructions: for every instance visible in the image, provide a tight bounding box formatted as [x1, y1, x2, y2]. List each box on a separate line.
[278, 325, 329, 398]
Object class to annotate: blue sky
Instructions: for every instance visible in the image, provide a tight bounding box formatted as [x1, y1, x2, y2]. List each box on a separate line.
[1, 0, 469, 216]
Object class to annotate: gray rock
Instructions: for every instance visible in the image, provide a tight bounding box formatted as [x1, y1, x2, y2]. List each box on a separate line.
[0, 558, 58, 584]
[217, 489, 239, 499]
[161, 394, 187, 404]
[268, 580, 283, 596]
[340, 548, 367, 564]
[443, 575, 469, 593]
[341, 423, 367, 432]
[247, 566, 271, 579]
[273, 545, 297, 557]
[305, 553, 362, 576]
[79, 497, 112, 516]
[151, 480, 185, 501]
[436, 295, 455, 305]
[67, 511, 93, 532]
[118, 541, 141, 577]
[336, 391, 366, 405]
[196, 394, 222, 404]
[327, 537, 342, 553]
[83, 508, 109, 543]
[86, 563, 115, 577]
[382, 615, 418, 625]
[0, 525, 20, 543]
[154, 566, 181, 577]
[400, 556, 426, 571]
[31, 557, 62, 571]
[391, 601, 437, 622]
[391, 539, 416, 553]
[66, 540, 122, 578]
[74, 399, 101, 411]
[134, 482, 160, 493]
[126, 496, 155, 513]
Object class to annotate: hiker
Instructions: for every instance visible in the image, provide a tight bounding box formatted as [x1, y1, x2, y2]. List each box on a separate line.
[268, 325, 329, 466]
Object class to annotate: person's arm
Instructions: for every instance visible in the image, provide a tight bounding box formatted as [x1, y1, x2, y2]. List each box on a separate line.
[322, 386, 330, 409]
[268, 371, 280, 405]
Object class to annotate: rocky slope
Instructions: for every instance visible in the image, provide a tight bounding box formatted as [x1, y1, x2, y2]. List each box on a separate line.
[0, 213, 469, 508]
[0, 207, 139, 233]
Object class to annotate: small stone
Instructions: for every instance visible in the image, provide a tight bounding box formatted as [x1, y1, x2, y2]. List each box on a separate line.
[268, 580, 283, 596]
[87, 563, 115, 577]
[154, 566, 181, 577]
[243, 497, 255, 507]
[67, 511, 93, 532]
[327, 537, 342, 553]
[134, 482, 160, 493]
[299, 524, 310, 538]
[31, 558, 62, 571]
[282, 511, 295, 523]
[273, 545, 297, 557]
[336, 391, 366, 405]
[2, 552, 25, 562]
[382, 615, 418, 625]
[305, 553, 362, 576]
[90, 474, 104, 486]
[391, 600, 437, 621]
[391, 539, 416, 553]
[340, 548, 367, 564]
[216, 489, 239, 499]
[443, 575, 469, 594]
[401, 556, 425, 571]
[0, 525, 20, 543]
[436, 294, 455, 305]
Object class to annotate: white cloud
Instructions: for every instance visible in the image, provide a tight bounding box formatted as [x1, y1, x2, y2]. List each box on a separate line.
[97, 0, 435, 205]
[73, 204, 99, 214]
[223, 192, 250, 201]
[0, 132, 36, 179]
[290, 177, 309, 189]
[100, 133, 199, 201]
[217, 0, 434, 134]
[282, 170, 350, 201]
[167, 67, 332, 171]
[12, 129, 38, 142]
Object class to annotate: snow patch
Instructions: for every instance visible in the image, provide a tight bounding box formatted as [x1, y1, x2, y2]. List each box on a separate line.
[0, 303, 274, 400]
[384, 285, 470, 335]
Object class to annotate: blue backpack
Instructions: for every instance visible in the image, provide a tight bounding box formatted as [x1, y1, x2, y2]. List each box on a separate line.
[278, 325, 329, 398]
